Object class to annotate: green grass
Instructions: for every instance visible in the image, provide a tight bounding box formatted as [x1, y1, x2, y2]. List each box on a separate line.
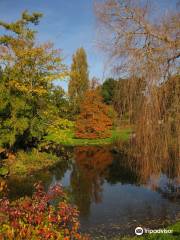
[9, 149, 60, 176]
[109, 222, 180, 240]
[45, 128, 131, 146]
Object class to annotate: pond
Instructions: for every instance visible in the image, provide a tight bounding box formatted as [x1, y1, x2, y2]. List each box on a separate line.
[6, 146, 180, 238]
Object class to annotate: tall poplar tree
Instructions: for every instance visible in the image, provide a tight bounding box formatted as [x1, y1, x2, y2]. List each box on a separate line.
[68, 47, 89, 115]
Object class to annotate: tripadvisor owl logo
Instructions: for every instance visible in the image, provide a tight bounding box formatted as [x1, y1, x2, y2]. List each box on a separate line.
[135, 227, 144, 235]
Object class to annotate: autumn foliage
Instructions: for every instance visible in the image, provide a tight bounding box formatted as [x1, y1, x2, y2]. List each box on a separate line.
[75, 89, 112, 139]
[70, 146, 113, 214]
[74, 146, 113, 171]
[0, 183, 90, 240]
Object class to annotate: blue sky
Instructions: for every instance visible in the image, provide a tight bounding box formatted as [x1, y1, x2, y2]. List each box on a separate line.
[0, 0, 179, 90]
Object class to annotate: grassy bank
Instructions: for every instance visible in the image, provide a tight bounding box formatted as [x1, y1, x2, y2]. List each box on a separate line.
[109, 222, 180, 240]
[45, 128, 132, 146]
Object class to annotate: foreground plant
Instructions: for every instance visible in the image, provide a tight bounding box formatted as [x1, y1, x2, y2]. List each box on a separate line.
[0, 183, 90, 240]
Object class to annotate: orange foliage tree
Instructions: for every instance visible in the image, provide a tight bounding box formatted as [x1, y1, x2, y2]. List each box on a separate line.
[75, 89, 112, 139]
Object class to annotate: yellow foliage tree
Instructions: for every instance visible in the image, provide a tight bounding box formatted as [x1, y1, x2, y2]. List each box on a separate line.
[0, 11, 68, 149]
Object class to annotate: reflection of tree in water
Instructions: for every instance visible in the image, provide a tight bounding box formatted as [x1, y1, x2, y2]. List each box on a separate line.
[6, 151, 72, 200]
[117, 143, 180, 201]
[147, 159, 180, 202]
[148, 170, 180, 202]
[156, 179, 180, 202]
[7, 170, 53, 200]
[138, 154, 180, 198]
[52, 153, 72, 181]
[105, 151, 139, 184]
[70, 146, 113, 217]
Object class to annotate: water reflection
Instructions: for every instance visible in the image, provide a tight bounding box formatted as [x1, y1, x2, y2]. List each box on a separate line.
[70, 146, 113, 216]
[123, 147, 180, 200]
[105, 151, 139, 184]
[7, 158, 70, 200]
[6, 145, 180, 237]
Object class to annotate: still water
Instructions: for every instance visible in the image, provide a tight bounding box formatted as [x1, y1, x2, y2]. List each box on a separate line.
[7, 146, 180, 238]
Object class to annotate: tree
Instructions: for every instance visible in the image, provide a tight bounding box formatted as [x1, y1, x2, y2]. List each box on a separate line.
[101, 77, 145, 122]
[113, 77, 145, 122]
[101, 78, 116, 104]
[68, 48, 89, 115]
[95, 0, 180, 160]
[75, 89, 112, 139]
[0, 11, 67, 150]
[48, 85, 70, 119]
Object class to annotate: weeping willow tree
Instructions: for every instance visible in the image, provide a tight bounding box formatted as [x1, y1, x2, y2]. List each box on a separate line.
[95, 0, 180, 162]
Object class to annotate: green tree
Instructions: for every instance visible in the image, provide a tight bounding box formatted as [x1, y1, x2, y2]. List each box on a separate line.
[68, 47, 89, 115]
[48, 85, 70, 119]
[101, 78, 116, 104]
[0, 11, 67, 150]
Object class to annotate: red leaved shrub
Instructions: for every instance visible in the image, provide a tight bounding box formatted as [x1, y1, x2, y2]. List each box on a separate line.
[0, 182, 90, 240]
